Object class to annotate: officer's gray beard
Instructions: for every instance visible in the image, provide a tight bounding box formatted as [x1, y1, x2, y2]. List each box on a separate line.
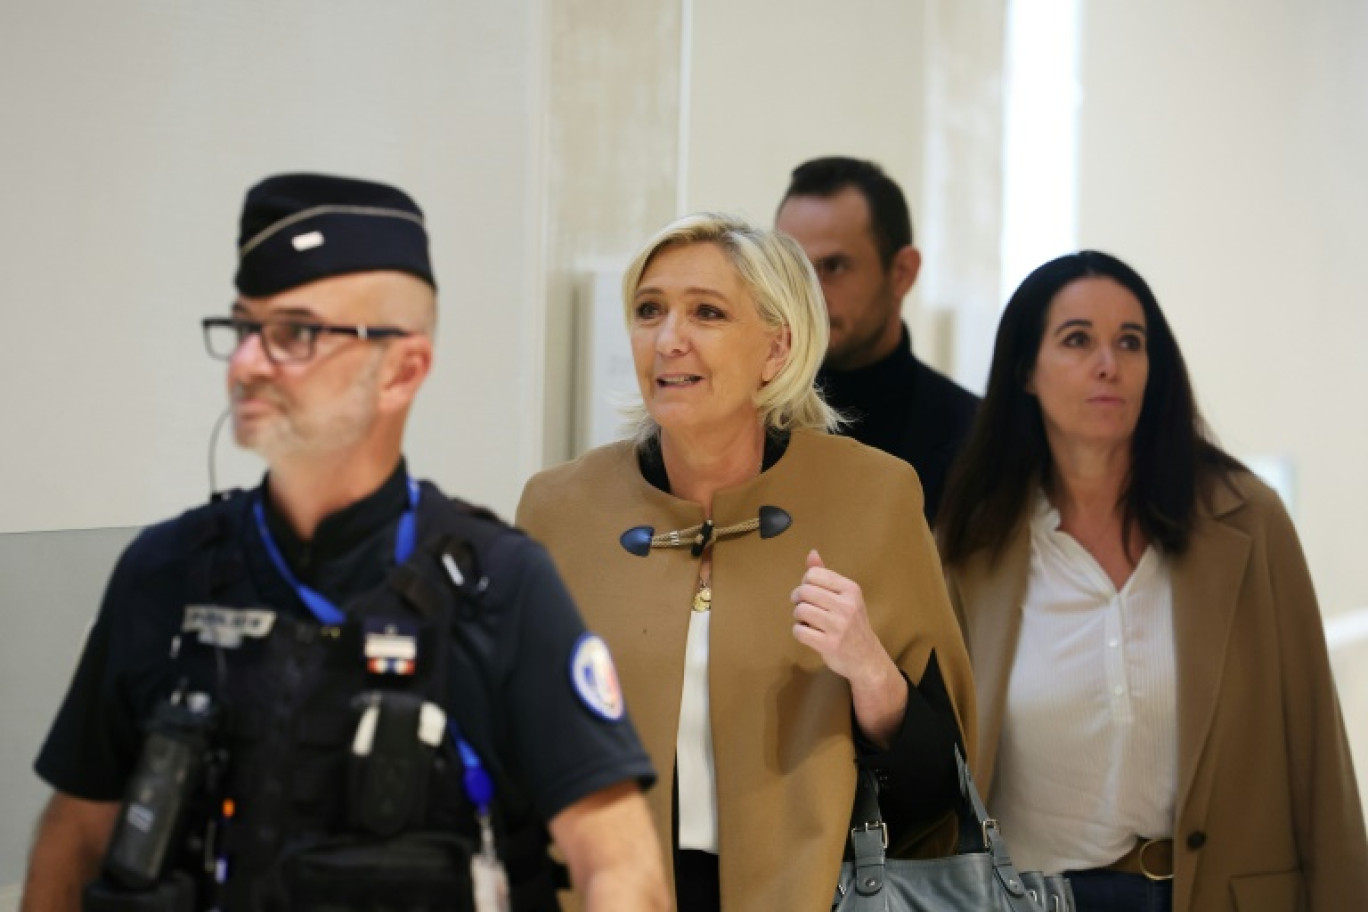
[229, 357, 382, 463]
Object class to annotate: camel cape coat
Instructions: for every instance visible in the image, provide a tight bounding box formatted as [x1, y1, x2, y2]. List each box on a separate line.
[517, 429, 976, 911]
[946, 471, 1368, 912]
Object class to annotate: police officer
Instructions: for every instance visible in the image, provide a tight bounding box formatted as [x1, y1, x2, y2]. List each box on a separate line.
[21, 174, 668, 912]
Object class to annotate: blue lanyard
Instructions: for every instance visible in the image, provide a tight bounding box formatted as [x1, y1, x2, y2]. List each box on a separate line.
[450, 721, 496, 815]
[253, 477, 421, 625]
[251, 476, 494, 811]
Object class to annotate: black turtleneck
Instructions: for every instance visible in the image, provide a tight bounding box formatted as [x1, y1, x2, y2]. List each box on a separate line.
[637, 432, 789, 494]
[259, 458, 410, 606]
[817, 324, 922, 456]
[815, 323, 979, 524]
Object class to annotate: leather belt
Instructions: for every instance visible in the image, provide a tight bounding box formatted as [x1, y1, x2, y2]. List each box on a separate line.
[1105, 837, 1174, 881]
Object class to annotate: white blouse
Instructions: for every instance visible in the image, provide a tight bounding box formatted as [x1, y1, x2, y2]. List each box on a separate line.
[991, 493, 1178, 874]
[676, 607, 718, 852]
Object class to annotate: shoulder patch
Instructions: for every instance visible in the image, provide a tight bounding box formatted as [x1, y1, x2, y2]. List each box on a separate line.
[569, 634, 625, 722]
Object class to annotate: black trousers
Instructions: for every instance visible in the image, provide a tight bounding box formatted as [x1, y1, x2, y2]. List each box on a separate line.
[674, 849, 720, 912]
[1067, 868, 1174, 912]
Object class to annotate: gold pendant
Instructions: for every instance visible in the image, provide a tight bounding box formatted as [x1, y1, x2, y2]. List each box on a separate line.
[692, 582, 712, 613]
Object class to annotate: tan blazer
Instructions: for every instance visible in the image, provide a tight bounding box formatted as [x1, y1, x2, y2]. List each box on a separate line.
[946, 471, 1368, 911]
[518, 429, 976, 912]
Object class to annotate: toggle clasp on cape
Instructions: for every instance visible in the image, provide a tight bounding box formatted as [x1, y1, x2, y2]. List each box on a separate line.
[618, 506, 793, 558]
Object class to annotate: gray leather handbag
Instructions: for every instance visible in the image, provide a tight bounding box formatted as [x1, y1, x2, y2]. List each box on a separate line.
[834, 748, 1075, 911]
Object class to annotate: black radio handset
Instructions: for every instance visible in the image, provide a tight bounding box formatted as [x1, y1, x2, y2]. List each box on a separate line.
[102, 686, 220, 891]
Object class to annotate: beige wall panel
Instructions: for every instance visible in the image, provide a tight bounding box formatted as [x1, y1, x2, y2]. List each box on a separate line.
[542, 0, 683, 464]
[920, 0, 1006, 381]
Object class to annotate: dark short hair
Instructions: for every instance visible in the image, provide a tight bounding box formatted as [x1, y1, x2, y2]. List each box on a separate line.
[938, 250, 1242, 565]
[780, 157, 912, 267]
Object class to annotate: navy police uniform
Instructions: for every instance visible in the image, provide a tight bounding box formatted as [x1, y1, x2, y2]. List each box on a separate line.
[36, 172, 654, 910]
[35, 462, 654, 909]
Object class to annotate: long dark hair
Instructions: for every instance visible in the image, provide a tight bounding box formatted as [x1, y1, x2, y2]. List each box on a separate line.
[938, 250, 1242, 566]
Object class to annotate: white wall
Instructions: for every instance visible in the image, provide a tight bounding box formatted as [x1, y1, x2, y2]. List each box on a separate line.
[685, 0, 927, 230]
[0, 1, 548, 531]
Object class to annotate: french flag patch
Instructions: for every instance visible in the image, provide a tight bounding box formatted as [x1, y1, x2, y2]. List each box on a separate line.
[364, 620, 418, 676]
[366, 656, 415, 676]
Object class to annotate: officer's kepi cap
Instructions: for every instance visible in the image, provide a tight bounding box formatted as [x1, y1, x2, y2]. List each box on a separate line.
[234, 173, 436, 297]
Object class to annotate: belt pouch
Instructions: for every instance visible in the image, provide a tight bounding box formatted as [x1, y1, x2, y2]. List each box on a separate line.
[348, 691, 433, 837]
[279, 832, 475, 912]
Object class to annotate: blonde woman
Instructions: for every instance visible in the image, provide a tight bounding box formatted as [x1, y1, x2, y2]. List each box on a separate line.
[517, 213, 975, 911]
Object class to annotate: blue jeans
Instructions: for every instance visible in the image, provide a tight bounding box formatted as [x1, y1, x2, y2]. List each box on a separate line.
[1066, 868, 1174, 912]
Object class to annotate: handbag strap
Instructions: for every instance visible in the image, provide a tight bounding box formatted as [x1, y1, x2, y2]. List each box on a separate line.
[848, 746, 1044, 910]
[848, 765, 888, 896]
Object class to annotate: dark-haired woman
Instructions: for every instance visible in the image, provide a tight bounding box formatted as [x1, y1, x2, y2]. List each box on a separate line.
[938, 250, 1367, 912]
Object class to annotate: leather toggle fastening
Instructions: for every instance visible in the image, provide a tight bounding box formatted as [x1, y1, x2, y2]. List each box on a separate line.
[758, 505, 791, 539]
[618, 506, 792, 558]
[618, 527, 655, 557]
[690, 519, 715, 557]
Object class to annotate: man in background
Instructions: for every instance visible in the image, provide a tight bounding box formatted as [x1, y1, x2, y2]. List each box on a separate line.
[777, 156, 978, 523]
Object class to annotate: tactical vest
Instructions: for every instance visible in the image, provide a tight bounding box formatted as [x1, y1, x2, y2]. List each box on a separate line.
[164, 486, 560, 911]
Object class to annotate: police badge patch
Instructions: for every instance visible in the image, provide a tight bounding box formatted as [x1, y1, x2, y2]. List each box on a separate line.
[569, 634, 625, 722]
[182, 605, 277, 648]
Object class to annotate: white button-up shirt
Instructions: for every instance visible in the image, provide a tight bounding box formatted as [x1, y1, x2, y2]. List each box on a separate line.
[991, 492, 1177, 874]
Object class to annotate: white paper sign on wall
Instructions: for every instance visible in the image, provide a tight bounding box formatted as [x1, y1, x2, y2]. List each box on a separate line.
[575, 262, 638, 453]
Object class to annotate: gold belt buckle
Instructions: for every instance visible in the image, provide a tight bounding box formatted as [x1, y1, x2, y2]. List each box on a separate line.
[1138, 837, 1174, 881]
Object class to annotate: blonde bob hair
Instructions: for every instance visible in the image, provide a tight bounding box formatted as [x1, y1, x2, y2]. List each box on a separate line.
[620, 211, 840, 443]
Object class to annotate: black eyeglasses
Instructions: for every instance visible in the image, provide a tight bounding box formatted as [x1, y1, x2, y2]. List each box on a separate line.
[202, 316, 412, 364]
